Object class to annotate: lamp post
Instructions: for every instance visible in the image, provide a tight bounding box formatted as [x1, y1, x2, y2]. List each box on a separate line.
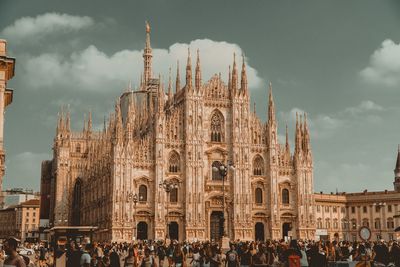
[212, 160, 235, 242]
[132, 193, 138, 239]
[159, 180, 179, 239]
[373, 202, 386, 239]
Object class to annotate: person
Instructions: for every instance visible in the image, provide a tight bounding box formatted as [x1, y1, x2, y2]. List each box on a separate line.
[209, 246, 221, 267]
[239, 244, 252, 267]
[140, 248, 156, 267]
[308, 244, 327, 267]
[67, 241, 82, 267]
[80, 244, 92, 267]
[225, 244, 239, 267]
[38, 245, 47, 267]
[388, 241, 400, 267]
[172, 244, 184, 267]
[3, 237, 26, 267]
[124, 248, 135, 267]
[156, 242, 166, 267]
[110, 247, 121, 267]
[373, 243, 388, 267]
[191, 246, 202, 267]
[251, 244, 266, 267]
[282, 240, 302, 267]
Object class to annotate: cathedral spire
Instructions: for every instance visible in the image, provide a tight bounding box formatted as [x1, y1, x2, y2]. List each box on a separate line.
[65, 106, 70, 132]
[228, 65, 231, 91]
[240, 54, 248, 94]
[195, 49, 202, 90]
[295, 113, 303, 155]
[168, 67, 173, 101]
[143, 21, 152, 85]
[303, 113, 311, 152]
[268, 82, 276, 125]
[231, 53, 238, 93]
[394, 145, 400, 192]
[157, 74, 164, 113]
[176, 60, 180, 93]
[285, 124, 289, 149]
[186, 47, 192, 88]
[87, 110, 92, 133]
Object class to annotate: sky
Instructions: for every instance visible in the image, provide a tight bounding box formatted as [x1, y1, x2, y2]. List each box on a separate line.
[0, 0, 400, 193]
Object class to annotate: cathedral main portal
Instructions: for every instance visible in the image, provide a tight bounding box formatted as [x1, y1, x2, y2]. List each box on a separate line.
[210, 211, 223, 241]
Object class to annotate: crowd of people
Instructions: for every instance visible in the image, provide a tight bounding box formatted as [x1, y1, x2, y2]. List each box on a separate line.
[1, 237, 400, 267]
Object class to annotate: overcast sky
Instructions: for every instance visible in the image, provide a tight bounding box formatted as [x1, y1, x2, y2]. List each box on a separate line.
[1, 0, 400, 193]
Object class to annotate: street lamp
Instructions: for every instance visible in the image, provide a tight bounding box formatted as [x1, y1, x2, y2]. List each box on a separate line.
[212, 160, 235, 239]
[159, 180, 179, 239]
[132, 193, 138, 239]
[373, 202, 386, 239]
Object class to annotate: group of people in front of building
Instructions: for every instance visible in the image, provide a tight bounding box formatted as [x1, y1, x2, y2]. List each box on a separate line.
[1, 237, 400, 267]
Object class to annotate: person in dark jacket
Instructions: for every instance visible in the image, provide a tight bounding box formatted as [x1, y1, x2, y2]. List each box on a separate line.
[308, 244, 327, 267]
[110, 247, 121, 267]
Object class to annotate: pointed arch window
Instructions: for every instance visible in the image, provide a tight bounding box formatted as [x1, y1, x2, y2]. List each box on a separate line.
[170, 187, 178, 203]
[253, 156, 264, 176]
[255, 187, 263, 204]
[212, 161, 223, 180]
[139, 185, 147, 202]
[282, 189, 289, 204]
[76, 143, 81, 153]
[210, 111, 224, 142]
[169, 151, 180, 173]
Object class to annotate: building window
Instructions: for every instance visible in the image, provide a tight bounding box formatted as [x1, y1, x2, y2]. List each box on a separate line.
[255, 188, 263, 204]
[210, 110, 224, 142]
[362, 219, 369, 227]
[351, 219, 357, 230]
[168, 151, 180, 173]
[139, 185, 147, 202]
[325, 206, 329, 212]
[333, 206, 337, 213]
[317, 206, 321, 212]
[326, 219, 331, 229]
[388, 205, 392, 212]
[317, 219, 322, 228]
[351, 207, 355, 214]
[170, 188, 178, 203]
[389, 233, 394, 240]
[282, 189, 289, 204]
[76, 143, 81, 153]
[333, 220, 338, 229]
[212, 161, 223, 180]
[374, 219, 381, 229]
[253, 156, 264, 176]
[375, 206, 380, 212]
[387, 218, 394, 229]
[363, 206, 367, 213]
[341, 207, 345, 213]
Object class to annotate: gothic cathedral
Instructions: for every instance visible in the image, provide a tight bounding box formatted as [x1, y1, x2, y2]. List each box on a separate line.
[42, 23, 316, 242]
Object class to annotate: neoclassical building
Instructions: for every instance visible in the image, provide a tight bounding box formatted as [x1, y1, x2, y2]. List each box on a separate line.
[41, 23, 315, 242]
[0, 39, 15, 208]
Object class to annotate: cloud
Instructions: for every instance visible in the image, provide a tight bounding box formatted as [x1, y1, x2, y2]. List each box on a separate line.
[3, 152, 51, 191]
[19, 39, 263, 92]
[279, 100, 383, 140]
[360, 39, 400, 87]
[344, 100, 383, 115]
[1, 13, 94, 43]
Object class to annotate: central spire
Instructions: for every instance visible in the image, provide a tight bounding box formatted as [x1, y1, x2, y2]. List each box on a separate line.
[143, 21, 152, 85]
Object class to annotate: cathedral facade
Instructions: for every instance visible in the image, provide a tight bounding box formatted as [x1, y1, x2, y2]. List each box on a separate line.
[41, 23, 315, 242]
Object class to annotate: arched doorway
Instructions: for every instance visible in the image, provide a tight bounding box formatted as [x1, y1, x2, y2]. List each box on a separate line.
[72, 179, 82, 226]
[282, 222, 292, 239]
[169, 221, 179, 240]
[210, 211, 224, 240]
[137, 222, 148, 240]
[255, 222, 265, 241]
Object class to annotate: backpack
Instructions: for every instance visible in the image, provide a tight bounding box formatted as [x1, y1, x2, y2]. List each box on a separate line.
[288, 254, 300, 267]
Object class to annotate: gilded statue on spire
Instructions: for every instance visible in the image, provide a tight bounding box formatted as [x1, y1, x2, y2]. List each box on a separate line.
[145, 21, 150, 33]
